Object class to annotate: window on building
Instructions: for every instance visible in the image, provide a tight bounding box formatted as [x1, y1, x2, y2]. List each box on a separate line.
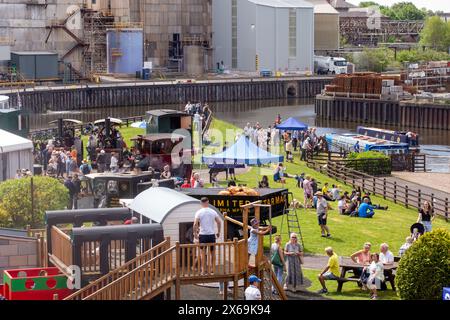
[232, 0, 237, 69]
[289, 9, 297, 58]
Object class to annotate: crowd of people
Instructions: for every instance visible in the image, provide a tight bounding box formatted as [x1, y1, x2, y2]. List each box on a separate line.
[240, 117, 328, 160]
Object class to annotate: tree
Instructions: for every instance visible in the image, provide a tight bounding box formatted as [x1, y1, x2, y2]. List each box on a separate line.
[388, 2, 425, 21]
[350, 48, 398, 72]
[395, 229, 450, 300]
[420, 16, 450, 51]
[396, 48, 450, 63]
[360, 1, 426, 21]
[0, 176, 68, 229]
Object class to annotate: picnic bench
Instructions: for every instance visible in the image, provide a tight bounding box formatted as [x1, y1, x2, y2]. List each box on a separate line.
[336, 257, 399, 293]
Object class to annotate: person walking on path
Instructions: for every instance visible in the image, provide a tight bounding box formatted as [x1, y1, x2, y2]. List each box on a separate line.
[193, 198, 221, 274]
[317, 247, 340, 294]
[417, 200, 435, 232]
[316, 192, 331, 238]
[71, 174, 81, 210]
[284, 233, 304, 292]
[271, 235, 286, 293]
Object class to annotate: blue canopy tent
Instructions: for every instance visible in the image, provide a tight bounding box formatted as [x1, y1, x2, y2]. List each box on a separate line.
[202, 136, 284, 166]
[276, 117, 308, 131]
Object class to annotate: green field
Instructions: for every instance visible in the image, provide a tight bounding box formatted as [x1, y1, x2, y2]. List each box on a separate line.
[206, 117, 450, 300]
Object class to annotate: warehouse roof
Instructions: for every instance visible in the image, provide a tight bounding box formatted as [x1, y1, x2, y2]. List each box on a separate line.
[329, 0, 357, 9]
[11, 51, 57, 56]
[0, 129, 33, 153]
[305, 0, 339, 14]
[249, 0, 314, 9]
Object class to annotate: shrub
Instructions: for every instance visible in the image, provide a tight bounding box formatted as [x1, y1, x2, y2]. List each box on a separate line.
[395, 229, 450, 300]
[346, 151, 391, 175]
[0, 176, 69, 229]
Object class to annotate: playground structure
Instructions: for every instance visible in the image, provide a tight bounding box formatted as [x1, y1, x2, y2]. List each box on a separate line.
[20, 200, 286, 300]
[45, 208, 164, 285]
[1, 267, 72, 300]
[63, 200, 285, 300]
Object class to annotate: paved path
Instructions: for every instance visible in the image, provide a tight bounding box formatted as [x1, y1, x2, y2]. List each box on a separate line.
[391, 172, 450, 197]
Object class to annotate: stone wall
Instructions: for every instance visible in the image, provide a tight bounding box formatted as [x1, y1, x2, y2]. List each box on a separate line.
[0, 235, 38, 284]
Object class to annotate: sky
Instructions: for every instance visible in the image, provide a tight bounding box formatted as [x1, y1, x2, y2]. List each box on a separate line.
[346, 0, 450, 13]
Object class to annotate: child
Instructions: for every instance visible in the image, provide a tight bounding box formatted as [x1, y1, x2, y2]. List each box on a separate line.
[366, 253, 384, 300]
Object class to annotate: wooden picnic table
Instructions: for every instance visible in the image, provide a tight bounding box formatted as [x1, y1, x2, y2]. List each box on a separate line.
[337, 257, 399, 293]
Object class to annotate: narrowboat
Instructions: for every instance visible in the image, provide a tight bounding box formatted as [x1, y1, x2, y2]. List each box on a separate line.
[325, 133, 410, 155]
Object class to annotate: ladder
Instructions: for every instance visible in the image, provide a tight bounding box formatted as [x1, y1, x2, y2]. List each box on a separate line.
[280, 192, 304, 248]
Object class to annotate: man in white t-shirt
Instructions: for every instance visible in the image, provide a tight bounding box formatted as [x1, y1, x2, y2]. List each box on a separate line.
[379, 243, 395, 290]
[194, 197, 221, 274]
[379, 243, 394, 264]
[244, 275, 262, 300]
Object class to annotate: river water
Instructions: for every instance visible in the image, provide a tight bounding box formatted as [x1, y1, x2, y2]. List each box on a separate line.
[27, 98, 450, 172]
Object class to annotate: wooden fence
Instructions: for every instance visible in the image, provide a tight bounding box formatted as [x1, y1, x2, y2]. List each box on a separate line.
[324, 161, 449, 221]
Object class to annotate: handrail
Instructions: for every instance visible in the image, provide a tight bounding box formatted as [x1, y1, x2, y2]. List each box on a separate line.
[50, 226, 72, 267]
[79, 239, 249, 300]
[83, 245, 177, 300]
[64, 237, 171, 300]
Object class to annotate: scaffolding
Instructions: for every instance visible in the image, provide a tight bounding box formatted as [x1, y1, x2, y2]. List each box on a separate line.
[82, 9, 115, 77]
[340, 18, 424, 46]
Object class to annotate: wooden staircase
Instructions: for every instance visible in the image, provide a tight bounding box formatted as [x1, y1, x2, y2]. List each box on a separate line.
[64, 238, 171, 300]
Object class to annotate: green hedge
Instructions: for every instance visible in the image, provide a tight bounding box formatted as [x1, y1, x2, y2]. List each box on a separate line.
[345, 151, 391, 176]
[395, 229, 450, 300]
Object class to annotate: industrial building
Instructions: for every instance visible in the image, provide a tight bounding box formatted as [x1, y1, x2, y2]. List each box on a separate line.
[306, 0, 340, 51]
[212, 0, 314, 73]
[89, 0, 213, 71]
[0, 0, 212, 78]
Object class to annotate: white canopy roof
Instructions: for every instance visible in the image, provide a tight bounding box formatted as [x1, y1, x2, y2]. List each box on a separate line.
[127, 187, 222, 224]
[0, 129, 33, 153]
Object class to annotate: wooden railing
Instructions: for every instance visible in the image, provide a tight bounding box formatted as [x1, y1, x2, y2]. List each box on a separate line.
[178, 240, 239, 278]
[325, 161, 449, 221]
[83, 246, 176, 300]
[65, 238, 171, 300]
[50, 226, 72, 269]
[77, 238, 249, 300]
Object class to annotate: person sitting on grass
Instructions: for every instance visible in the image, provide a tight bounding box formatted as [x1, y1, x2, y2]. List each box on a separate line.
[317, 247, 340, 294]
[344, 197, 359, 216]
[358, 198, 375, 218]
[258, 175, 270, 188]
[273, 163, 286, 185]
[362, 192, 388, 210]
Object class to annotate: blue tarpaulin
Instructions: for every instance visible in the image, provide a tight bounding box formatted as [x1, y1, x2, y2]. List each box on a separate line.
[202, 136, 284, 165]
[276, 117, 308, 131]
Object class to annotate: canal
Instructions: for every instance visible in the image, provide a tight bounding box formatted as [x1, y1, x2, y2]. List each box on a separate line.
[27, 98, 450, 173]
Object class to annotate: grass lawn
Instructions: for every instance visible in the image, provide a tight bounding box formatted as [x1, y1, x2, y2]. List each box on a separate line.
[301, 268, 400, 301]
[205, 117, 450, 256]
